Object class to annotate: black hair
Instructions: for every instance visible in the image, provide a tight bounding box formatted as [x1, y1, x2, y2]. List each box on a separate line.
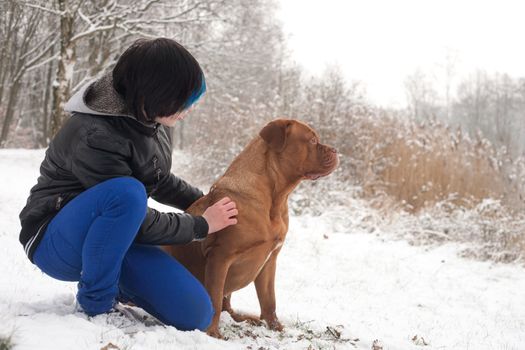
[112, 37, 206, 123]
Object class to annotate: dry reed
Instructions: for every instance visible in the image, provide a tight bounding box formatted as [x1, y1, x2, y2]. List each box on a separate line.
[355, 117, 506, 212]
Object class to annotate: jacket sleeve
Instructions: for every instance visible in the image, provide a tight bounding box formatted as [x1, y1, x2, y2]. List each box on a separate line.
[135, 207, 209, 245]
[71, 130, 208, 243]
[151, 172, 205, 211]
[147, 173, 210, 243]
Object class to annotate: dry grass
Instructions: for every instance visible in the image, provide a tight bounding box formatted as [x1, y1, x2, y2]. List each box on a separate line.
[354, 117, 507, 212]
[338, 113, 525, 262]
[0, 335, 14, 350]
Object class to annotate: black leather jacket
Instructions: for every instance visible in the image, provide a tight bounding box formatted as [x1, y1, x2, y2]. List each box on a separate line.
[19, 74, 208, 262]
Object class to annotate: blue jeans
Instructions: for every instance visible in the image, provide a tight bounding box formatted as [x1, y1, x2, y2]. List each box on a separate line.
[33, 177, 213, 331]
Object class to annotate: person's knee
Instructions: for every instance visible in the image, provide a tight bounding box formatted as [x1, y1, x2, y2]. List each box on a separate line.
[103, 177, 147, 215]
[120, 246, 214, 331]
[163, 284, 214, 331]
[107, 176, 146, 199]
[193, 293, 214, 331]
[161, 288, 214, 331]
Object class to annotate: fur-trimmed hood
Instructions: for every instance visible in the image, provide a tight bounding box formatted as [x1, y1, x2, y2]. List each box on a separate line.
[64, 72, 155, 129]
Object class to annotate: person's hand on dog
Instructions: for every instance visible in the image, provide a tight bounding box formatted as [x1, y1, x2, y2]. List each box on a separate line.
[202, 197, 238, 234]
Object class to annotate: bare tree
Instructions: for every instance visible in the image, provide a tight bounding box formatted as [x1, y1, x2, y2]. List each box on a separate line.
[436, 48, 459, 122]
[12, 0, 225, 137]
[404, 69, 439, 121]
[0, 0, 57, 146]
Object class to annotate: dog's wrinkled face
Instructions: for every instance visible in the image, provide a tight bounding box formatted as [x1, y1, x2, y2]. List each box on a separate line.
[259, 119, 339, 180]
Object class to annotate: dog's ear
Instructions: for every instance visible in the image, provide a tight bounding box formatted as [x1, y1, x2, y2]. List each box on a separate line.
[259, 119, 292, 152]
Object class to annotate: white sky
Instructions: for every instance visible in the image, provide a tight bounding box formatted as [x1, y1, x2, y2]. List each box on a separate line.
[278, 0, 525, 107]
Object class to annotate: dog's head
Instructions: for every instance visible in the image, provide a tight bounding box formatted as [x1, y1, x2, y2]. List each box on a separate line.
[259, 118, 339, 181]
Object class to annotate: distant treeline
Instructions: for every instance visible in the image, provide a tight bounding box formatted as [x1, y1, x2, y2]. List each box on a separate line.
[2, 0, 524, 214]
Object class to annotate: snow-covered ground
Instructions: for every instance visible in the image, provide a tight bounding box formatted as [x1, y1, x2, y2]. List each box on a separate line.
[1, 149, 524, 350]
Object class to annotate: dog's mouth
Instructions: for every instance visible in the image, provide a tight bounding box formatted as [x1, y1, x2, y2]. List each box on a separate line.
[304, 173, 324, 180]
[304, 155, 339, 181]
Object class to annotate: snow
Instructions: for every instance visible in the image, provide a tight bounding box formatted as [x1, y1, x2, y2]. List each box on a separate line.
[1, 149, 524, 350]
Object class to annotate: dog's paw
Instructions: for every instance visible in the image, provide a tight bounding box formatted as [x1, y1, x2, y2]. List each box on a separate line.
[230, 312, 263, 326]
[244, 316, 264, 327]
[267, 319, 284, 331]
[206, 326, 223, 339]
[262, 315, 284, 332]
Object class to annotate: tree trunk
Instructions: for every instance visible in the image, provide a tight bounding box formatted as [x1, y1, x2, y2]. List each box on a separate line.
[50, 0, 76, 137]
[42, 56, 55, 146]
[0, 79, 22, 146]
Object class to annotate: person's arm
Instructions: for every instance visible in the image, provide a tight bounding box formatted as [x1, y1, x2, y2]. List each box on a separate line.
[71, 129, 207, 244]
[135, 207, 209, 244]
[135, 195, 240, 244]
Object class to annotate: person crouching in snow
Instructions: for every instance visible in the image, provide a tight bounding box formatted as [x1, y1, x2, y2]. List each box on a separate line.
[18, 37, 238, 331]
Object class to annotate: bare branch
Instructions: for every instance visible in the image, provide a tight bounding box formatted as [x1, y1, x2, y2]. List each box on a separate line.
[164, 1, 204, 20]
[114, 24, 157, 39]
[122, 17, 213, 26]
[71, 23, 117, 42]
[20, 32, 57, 61]
[77, 8, 95, 29]
[72, 0, 88, 17]
[19, 2, 63, 16]
[71, 75, 95, 93]
[138, 0, 162, 13]
[25, 54, 59, 73]
[14, 38, 57, 80]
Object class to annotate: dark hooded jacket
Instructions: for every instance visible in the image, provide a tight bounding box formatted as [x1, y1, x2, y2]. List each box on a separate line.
[19, 73, 208, 262]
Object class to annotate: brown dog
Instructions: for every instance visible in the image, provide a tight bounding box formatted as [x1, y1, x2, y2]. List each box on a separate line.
[163, 118, 339, 338]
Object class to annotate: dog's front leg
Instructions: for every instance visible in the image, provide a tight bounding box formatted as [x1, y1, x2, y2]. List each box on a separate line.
[254, 248, 284, 331]
[223, 294, 264, 326]
[204, 251, 232, 338]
